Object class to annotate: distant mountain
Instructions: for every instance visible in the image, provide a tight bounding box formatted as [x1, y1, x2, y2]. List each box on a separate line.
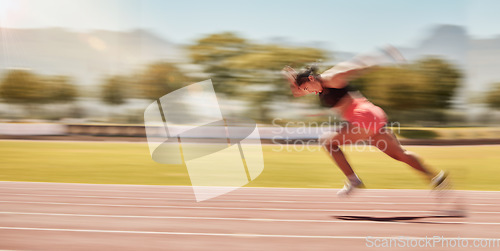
[466, 36, 500, 92]
[332, 25, 500, 108]
[402, 25, 500, 109]
[399, 25, 468, 64]
[331, 25, 472, 65]
[0, 27, 186, 86]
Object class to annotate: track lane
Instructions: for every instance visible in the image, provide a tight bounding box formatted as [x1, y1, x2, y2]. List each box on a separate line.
[1, 182, 499, 251]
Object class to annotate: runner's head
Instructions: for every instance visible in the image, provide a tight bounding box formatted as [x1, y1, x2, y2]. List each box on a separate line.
[296, 66, 323, 94]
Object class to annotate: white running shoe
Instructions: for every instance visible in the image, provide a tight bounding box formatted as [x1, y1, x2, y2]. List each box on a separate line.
[337, 179, 365, 197]
[431, 170, 449, 189]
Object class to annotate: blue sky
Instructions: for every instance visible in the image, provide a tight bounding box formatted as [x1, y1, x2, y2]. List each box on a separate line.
[1, 0, 499, 52]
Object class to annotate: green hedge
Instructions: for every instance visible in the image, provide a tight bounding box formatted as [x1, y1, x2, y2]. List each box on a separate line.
[398, 129, 439, 139]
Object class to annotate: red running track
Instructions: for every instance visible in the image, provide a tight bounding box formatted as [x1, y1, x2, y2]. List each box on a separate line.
[1, 181, 499, 250]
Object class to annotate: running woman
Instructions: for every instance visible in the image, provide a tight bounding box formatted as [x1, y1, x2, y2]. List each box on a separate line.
[282, 53, 448, 196]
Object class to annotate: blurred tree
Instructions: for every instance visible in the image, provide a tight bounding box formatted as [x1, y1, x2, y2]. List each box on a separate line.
[0, 69, 49, 104]
[0, 70, 79, 105]
[189, 32, 249, 96]
[0, 69, 79, 118]
[486, 82, 500, 109]
[137, 62, 189, 100]
[413, 57, 462, 110]
[45, 76, 78, 103]
[226, 44, 327, 120]
[189, 32, 328, 121]
[355, 57, 462, 110]
[101, 75, 128, 106]
[354, 66, 426, 111]
[351, 57, 462, 123]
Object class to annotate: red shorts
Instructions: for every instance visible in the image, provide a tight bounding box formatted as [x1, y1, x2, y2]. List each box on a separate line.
[342, 98, 387, 134]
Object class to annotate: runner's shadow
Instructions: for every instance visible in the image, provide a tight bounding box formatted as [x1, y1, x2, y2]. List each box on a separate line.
[334, 215, 465, 224]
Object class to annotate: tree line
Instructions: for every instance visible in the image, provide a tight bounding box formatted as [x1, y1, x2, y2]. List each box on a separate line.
[1, 32, 499, 123]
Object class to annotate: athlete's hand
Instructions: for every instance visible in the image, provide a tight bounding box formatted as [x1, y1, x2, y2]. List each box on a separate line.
[281, 66, 297, 85]
[382, 44, 407, 64]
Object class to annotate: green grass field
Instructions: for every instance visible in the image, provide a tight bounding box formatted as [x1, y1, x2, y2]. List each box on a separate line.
[0, 140, 499, 190]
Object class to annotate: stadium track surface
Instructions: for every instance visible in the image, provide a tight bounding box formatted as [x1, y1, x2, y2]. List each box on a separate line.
[1, 182, 499, 250]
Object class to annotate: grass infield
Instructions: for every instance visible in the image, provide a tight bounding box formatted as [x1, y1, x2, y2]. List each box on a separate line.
[0, 140, 499, 190]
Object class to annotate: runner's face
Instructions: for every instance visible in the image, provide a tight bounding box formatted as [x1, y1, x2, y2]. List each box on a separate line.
[300, 78, 323, 95]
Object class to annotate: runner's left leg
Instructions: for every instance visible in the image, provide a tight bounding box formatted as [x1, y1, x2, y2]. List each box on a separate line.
[320, 125, 374, 177]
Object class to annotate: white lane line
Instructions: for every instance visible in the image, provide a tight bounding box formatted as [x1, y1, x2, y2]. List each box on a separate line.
[0, 183, 486, 197]
[0, 226, 399, 239]
[1, 227, 498, 240]
[1, 182, 499, 194]
[0, 200, 438, 213]
[0, 186, 438, 198]
[0, 193, 479, 206]
[0, 226, 363, 239]
[0, 200, 486, 216]
[0, 188, 476, 201]
[0, 186, 493, 201]
[0, 182, 433, 192]
[0, 211, 474, 225]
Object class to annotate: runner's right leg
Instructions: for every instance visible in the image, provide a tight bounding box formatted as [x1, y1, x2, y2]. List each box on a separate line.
[319, 124, 374, 195]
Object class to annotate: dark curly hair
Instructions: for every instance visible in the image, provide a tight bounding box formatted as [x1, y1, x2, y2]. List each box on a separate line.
[295, 65, 321, 86]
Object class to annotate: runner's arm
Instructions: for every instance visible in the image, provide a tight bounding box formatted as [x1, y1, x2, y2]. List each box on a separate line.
[321, 60, 372, 88]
